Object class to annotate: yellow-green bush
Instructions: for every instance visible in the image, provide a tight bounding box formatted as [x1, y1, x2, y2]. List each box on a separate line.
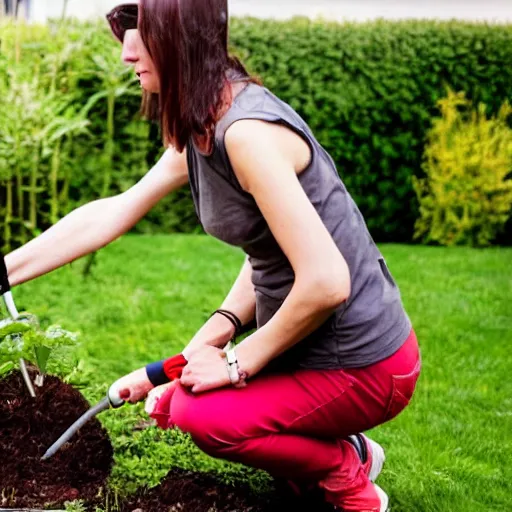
[413, 90, 512, 247]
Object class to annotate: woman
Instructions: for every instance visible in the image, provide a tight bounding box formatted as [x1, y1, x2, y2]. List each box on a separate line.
[6, 1, 421, 510]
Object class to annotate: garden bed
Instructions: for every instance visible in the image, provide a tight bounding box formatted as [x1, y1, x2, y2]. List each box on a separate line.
[0, 370, 113, 509]
[1, 370, 322, 511]
[122, 467, 294, 512]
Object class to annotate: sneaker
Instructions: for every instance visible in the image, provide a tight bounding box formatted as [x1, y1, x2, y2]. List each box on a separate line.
[276, 435, 387, 511]
[347, 434, 386, 482]
[374, 484, 389, 512]
[333, 484, 389, 512]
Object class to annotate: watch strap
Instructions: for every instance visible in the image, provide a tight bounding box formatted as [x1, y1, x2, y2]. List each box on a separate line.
[225, 348, 240, 384]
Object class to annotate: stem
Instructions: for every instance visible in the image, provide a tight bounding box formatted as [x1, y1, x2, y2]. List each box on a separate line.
[15, 130, 25, 245]
[82, 250, 96, 278]
[59, 135, 72, 214]
[16, 167, 25, 245]
[19, 358, 36, 398]
[4, 179, 12, 252]
[49, 64, 57, 98]
[29, 142, 39, 233]
[10, 85, 24, 246]
[101, 91, 115, 197]
[50, 139, 61, 225]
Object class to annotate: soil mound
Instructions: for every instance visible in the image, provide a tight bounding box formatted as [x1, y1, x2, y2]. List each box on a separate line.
[0, 370, 113, 509]
[122, 467, 332, 512]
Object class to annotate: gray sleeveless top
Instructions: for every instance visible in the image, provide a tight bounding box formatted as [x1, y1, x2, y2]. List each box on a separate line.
[187, 82, 412, 371]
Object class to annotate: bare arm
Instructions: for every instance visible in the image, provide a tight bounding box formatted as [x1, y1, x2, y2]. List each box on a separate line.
[6, 147, 188, 286]
[225, 120, 351, 378]
[182, 257, 256, 359]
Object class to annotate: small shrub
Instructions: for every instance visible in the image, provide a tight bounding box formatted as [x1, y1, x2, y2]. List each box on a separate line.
[413, 89, 512, 247]
[64, 500, 87, 512]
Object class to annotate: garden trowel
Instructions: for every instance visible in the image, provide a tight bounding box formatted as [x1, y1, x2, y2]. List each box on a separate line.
[0, 253, 36, 398]
[41, 381, 125, 460]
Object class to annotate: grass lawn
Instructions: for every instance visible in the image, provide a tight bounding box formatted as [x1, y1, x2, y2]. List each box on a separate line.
[9, 234, 512, 511]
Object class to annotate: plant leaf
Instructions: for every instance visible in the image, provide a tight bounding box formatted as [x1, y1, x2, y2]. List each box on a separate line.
[34, 345, 51, 374]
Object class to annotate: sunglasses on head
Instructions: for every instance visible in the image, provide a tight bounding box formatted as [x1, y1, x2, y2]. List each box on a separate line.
[106, 3, 139, 42]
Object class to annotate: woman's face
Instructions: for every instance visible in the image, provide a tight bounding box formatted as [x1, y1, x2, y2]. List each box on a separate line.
[107, 3, 160, 93]
[122, 28, 160, 94]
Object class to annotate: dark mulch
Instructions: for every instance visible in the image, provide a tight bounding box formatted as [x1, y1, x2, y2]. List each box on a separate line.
[0, 369, 113, 509]
[0, 370, 333, 512]
[121, 467, 334, 512]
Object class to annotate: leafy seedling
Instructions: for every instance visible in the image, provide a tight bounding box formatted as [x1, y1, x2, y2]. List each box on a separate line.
[0, 313, 79, 387]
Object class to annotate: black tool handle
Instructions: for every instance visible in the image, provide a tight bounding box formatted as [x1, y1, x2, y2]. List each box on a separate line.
[0, 252, 10, 295]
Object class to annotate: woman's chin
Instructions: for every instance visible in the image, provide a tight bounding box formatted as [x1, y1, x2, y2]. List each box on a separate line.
[139, 75, 159, 93]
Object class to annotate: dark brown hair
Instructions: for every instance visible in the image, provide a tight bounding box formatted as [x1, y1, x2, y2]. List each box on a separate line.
[139, 0, 259, 152]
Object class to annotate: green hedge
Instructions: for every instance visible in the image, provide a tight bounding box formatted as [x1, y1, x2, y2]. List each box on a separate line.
[1, 18, 511, 247]
[229, 18, 512, 242]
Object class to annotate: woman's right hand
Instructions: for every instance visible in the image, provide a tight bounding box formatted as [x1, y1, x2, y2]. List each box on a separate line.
[111, 368, 154, 404]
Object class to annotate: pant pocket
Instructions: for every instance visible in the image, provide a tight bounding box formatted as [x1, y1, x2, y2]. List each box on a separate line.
[384, 358, 421, 422]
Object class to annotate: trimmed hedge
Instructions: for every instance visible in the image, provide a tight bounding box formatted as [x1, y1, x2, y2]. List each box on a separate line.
[1, 18, 511, 246]
[229, 18, 512, 242]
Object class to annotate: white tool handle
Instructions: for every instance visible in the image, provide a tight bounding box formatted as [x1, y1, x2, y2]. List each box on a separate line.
[107, 381, 126, 408]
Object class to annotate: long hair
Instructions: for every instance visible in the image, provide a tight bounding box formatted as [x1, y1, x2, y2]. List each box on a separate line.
[139, 0, 258, 152]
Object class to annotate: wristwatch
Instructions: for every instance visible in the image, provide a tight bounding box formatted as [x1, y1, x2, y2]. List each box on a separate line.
[226, 348, 248, 387]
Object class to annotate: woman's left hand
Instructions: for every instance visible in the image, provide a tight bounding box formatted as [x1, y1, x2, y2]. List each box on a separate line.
[180, 345, 231, 393]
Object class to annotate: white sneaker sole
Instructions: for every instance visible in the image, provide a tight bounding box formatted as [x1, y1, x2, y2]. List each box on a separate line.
[374, 484, 389, 512]
[366, 437, 386, 482]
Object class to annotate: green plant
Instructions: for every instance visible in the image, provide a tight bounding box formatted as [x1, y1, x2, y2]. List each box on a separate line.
[78, 51, 139, 278]
[64, 499, 87, 512]
[0, 313, 79, 384]
[413, 89, 512, 246]
[0, 25, 91, 252]
[1, 19, 512, 244]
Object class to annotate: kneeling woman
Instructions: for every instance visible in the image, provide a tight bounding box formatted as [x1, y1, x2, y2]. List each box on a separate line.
[109, 1, 421, 510]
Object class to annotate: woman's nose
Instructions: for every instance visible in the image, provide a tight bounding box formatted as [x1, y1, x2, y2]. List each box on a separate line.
[121, 30, 139, 64]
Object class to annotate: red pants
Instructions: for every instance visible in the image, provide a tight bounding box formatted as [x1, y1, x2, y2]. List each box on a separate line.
[171, 329, 421, 507]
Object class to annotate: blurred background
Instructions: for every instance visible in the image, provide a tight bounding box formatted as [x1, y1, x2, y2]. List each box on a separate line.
[6, 0, 512, 24]
[0, 0, 511, 249]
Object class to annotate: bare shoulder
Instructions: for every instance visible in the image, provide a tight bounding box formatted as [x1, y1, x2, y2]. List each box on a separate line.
[225, 119, 311, 178]
[225, 119, 280, 154]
